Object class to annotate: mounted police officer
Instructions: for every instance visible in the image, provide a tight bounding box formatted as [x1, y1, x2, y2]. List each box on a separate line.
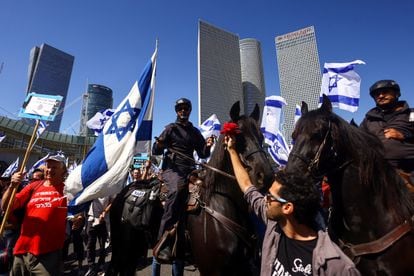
[360, 80, 414, 174]
[152, 98, 214, 265]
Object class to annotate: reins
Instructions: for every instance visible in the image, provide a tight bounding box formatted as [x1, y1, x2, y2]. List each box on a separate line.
[338, 215, 414, 263]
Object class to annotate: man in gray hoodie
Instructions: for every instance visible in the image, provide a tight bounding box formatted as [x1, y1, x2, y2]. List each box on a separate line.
[224, 135, 360, 276]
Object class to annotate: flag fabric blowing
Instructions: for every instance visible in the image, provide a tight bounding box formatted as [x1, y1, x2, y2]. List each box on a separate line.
[320, 60, 365, 112]
[65, 48, 157, 207]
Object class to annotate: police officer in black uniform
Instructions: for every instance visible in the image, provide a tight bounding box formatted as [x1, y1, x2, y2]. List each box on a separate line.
[152, 98, 214, 258]
[360, 80, 414, 174]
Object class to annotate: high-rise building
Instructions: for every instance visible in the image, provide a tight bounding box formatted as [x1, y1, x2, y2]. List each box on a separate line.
[240, 38, 266, 117]
[27, 43, 74, 132]
[79, 84, 113, 136]
[198, 20, 244, 124]
[275, 26, 321, 143]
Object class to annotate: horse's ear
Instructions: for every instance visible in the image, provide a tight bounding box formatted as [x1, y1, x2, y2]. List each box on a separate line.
[250, 104, 260, 122]
[350, 118, 358, 127]
[320, 94, 332, 113]
[230, 101, 240, 121]
[301, 101, 308, 114]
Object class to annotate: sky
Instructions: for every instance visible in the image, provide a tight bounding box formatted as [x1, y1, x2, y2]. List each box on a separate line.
[1, 0, 414, 140]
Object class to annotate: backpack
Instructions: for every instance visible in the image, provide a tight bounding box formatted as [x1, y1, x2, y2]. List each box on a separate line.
[121, 184, 159, 229]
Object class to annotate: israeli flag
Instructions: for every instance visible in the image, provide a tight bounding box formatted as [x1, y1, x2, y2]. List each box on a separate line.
[1, 157, 19, 177]
[86, 108, 115, 136]
[0, 133, 5, 143]
[65, 47, 157, 207]
[36, 120, 49, 138]
[195, 114, 221, 163]
[320, 60, 365, 112]
[294, 104, 302, 126]
[27, 153, 50, 178]
[260, 96, 291, 166]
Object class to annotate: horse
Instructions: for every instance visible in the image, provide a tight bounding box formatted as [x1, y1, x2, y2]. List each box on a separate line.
[285, 95, 414, 275]
[187, 101, 274, 276]
[106, 178, 163, 275]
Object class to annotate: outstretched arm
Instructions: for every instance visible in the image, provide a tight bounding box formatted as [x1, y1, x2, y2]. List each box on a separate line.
[224, 135, 253, 193]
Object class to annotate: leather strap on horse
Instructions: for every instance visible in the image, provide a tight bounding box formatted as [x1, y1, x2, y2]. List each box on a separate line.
[340, 218, 413, 261]
[201, 203, 254, 249]
[167, 148, 236, 180]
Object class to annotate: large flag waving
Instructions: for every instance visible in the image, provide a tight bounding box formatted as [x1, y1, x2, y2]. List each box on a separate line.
[260, 96, 291, 166]
[320, 60, 365, 112]
[65, 47, 157, 206]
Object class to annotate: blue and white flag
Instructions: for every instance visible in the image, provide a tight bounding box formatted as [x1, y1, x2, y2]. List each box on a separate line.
[320, 60, 365, 112]
[260, 96, 290, 166]
[294, 104, 302, 126]
[65, 47, 157, 207]
[0, 133, 5, 143]
[27, 153, 50, 178]
[1, 157, 19, 178]
[86, 109, 115, 136]
[36, 120, 49, 138]
[195, 114, 221, 163]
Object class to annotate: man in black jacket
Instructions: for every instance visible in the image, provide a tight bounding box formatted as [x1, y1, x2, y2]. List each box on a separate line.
[360, 80, 414, 174]
[152, 98, 214, 264]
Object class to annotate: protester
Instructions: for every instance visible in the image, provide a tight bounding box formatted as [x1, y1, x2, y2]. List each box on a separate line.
[152, 98, 214, 266]
[63, 212, 85, 274]
[30, 168, 44, 181]
[84, 196, 112, 276]
[224, 135, 361, 275]
[360, 80, 414, 174]
[1, 154, 68, 276]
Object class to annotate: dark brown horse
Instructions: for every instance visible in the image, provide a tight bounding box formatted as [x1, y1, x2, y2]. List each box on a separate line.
[187, 101, 274, 276]
[285, 95, 414, 275]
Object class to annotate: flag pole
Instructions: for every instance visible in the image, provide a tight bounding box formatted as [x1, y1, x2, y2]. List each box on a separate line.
[0, 119, 40, 236]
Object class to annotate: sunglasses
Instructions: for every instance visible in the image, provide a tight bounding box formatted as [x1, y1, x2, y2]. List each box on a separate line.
[176, 105, 190, 112]
[265, 192, 288, 204]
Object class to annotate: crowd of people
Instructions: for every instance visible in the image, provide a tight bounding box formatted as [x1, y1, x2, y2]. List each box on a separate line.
[0, 81, 413, 275]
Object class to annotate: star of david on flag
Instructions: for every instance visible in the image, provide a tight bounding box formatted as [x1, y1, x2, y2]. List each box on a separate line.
[320, 60, 365, 112]
[65, 46, 157, 210]
[260, 96, 291, 166]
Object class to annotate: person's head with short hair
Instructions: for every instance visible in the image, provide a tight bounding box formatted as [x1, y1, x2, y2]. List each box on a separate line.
[369, 80, 400, 110]
[31, 168, 44, 181]
[131, 168, 142, 181]
[45, 155, 67, 184]
[266, 170, 320, 229]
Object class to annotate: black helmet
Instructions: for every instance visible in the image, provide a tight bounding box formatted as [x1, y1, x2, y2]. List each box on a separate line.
[175, 98, 192, 112]
[369, 80, 400, 98]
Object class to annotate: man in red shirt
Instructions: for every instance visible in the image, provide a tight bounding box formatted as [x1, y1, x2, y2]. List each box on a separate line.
[1, 154, 67, 276]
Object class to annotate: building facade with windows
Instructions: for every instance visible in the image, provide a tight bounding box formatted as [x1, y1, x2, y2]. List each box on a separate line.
[79, 84, 113, 136]
[27, 43, 74, 132]
[275, 26, 321, 143]
[240, 38, 266, 117]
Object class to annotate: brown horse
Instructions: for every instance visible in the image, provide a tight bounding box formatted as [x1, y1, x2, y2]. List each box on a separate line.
[187, 101, 274, 276]
[285, 95, 414, 275]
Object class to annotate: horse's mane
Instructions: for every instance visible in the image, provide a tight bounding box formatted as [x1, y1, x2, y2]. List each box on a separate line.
[328, 112, 414, 217]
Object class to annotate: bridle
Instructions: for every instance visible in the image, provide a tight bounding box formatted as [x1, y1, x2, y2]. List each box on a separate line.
[290, 120, 353, 179]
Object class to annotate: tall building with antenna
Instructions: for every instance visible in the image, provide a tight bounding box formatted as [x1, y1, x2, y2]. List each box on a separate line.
[26, 43, 74, 132]
[275, 26, 321, 143]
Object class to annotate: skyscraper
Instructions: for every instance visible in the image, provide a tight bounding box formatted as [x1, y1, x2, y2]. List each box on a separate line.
[240, 38, 266, 117]
[27, 43, 74, 132]
[79, 84, 113, 136]
[275, 26, 321, 143]
[198, 20, 244, 124]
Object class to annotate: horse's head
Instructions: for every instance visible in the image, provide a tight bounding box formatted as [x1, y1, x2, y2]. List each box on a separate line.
[286, 95, 343, 179]
[206, 101, 274, 194]
[228, 101, 274, 189]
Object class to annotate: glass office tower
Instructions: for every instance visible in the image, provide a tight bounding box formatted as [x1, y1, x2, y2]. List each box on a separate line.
[79, 84, 113, 136]
[275, 26, 321, 143]
[27, 43, 74, 132]
[240, 38, 266, 117]
[198, 20, 244, 124]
